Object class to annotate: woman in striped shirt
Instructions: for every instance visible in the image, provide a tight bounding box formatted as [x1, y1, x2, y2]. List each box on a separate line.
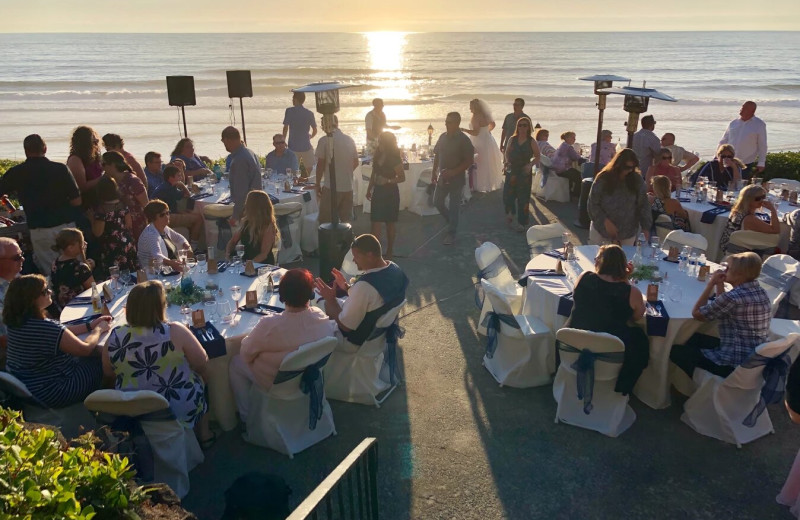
[3, 274, 111, 407]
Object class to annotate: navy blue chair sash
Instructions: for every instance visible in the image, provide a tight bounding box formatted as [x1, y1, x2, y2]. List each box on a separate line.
[277, 210, 300, 249]
[272, 353, 332, 430]
[557, 293, 574, 317]
[739, 348, 791, 427]
[367, 320, 405, 385]
[556, 340, 625, 415]
[475, 254, 508, 309]
[481, 311, 520, 358]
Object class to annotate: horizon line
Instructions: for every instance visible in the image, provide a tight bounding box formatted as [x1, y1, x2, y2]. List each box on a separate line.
[2, 30, 800, 35]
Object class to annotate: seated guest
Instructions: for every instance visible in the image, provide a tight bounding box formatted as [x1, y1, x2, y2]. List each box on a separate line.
[265, 133, 299, 175]
[91, 176, 139, 278]
[690, 144, 743, 190]
[660, 132, 699, 173]
[225, 190, 279, 264]
[719, 184, 779, 256]
[645, 147, 683, 192]
[777, 358, 800, 514]
[315, 234, 408, 344]
[649, 175, 690, 232]
[152, 165, 205, 247]
[229, 269, 336, 424]
[590, 129, 616, 172]
[785, 209, 800, 261]
[137, 199, 190, 272]
[102, 151, 148, 240]
[170, 138, 212, 180]
[0, 237, 25, 369]
[552, 131, 585, 197]
[105, 281, 214, 446]
[102, 133, 146, 186]
[4, 274, 111, 407]
[50, 228, 95, 311]
[143, 151, 165, 196]
[670, 252, 770, 378]
[534, 128, 556, 159]
[568, 245, 648, 395]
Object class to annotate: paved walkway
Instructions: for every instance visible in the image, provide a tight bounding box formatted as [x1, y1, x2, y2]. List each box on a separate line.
[184, 191, 800, 519]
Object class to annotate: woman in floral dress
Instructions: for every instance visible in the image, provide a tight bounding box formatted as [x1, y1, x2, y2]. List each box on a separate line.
[101, 151, 148, 240]
[91, 176, 139, 279]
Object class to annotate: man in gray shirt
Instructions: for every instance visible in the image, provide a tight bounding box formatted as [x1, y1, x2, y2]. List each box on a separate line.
[500, 98, 529, 153]
[315, 116, 360, 224]
[432, 112, 474, 245]
[283, 92, 318, 173]
[221, 126, 261, 224]
[632, 114, 661, 174]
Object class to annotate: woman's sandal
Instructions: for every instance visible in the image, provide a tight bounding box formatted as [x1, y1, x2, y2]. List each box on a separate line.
[199, 432, 217, 451]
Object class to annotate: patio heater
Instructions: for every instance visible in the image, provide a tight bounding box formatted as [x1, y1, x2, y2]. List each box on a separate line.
[427, 123, 434, 149]
[578, 74, 630, 175]
[293, 81, 354, 282]
[599, 83, 677, 149]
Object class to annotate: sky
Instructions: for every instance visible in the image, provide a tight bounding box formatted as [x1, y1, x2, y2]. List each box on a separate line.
[3, 0, 800, 32]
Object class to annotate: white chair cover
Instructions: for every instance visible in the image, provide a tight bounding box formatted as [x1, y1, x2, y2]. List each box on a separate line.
[274, 202, 303, 264]
[245, 336, 338, 457]
[481, 280, 553, 387]
[728, 229, 780, 256]
[526, 222, 568, 259]
[759, 254, 800, 316]
[664, 229, 708, 252]
[474, 242, 523, 335]
[324, 301, 406, 406]
[680, 334, 800, 447]
[301, 211, 319, 253]
[84, 389, 203, 498]
[408, 167, 439, 216]
[0, 371, 96, 439]
[536, 155, 570, 203]
[654, 214, 673, 242]
[552, 328, 636, 437]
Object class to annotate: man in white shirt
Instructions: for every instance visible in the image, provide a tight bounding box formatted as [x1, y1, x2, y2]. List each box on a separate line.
[632, 115, 661, 173]
[315, 116, 360, 224]
[719, 100, 767, 176]
[660, 133, 699, 173]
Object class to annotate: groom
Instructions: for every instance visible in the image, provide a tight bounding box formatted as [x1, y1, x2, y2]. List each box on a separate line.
[432, 112, 474, 246]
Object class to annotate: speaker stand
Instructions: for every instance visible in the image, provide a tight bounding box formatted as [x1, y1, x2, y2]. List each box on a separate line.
[237, 98, 247, 145]
[180, 105, 188, 138]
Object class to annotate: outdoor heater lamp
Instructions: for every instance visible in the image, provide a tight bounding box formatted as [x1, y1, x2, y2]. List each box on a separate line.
[599, 83, 677, 149]
[292, 81, 354, 282]
[578, 74, 630, 175]
[427, 123, 434, 148]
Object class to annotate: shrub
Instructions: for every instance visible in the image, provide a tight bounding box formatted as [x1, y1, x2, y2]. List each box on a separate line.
[765, 151, 800, 182]
[0, 159, 22, 177]
[0, 407, 145, 519]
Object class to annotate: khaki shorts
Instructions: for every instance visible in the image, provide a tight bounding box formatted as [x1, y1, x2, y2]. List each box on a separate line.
[318, 188, 353, 224]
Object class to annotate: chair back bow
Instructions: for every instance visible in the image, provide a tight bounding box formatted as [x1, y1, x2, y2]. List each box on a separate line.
[368, 320, 406, 385]
[557, 340, 625, 415]
[740, 348, 792, 427]
[482, 311, 520, 358]
[273, 353, 332, 430]
[475, 255, 507, 309]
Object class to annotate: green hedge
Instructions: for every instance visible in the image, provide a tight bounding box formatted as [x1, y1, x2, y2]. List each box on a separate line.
[764, 151, 800, 181]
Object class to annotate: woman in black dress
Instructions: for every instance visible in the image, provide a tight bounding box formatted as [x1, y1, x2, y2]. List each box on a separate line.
[366, 131, 405, 259]
[569, 244, 649, 395]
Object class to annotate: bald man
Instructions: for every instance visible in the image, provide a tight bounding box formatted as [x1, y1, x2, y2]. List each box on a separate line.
[0, 237, 24, 368]
[719, 100, 767, 176]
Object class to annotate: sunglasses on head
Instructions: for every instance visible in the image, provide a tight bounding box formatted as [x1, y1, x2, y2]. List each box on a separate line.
[754, 195, 766, 201]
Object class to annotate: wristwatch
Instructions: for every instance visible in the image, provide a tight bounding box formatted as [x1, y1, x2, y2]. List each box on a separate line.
[86, 321, 93, 332]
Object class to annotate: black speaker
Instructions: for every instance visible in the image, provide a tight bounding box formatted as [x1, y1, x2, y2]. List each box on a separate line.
[226, 70, 253, 98]
[166, 76, 196, 107]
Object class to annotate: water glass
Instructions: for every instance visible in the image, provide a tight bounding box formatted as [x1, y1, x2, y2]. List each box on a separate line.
[180, 305, 192, 325]
[258, 266, 272, 282]
[109, 265, 120, 293]
[152, 258, 163, 280]
[186, 257, 197, 273]
[120, 269, 131, 287]
[650, 236, 660, 260]
[236, 253, 245, 274]
[196, 253, 207, 273]
[561, 232, 570, 253]
[204, 300, 217, 324]
[218, 299, 233, 323]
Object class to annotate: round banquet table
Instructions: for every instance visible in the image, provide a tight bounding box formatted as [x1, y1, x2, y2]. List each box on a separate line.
[60, 264, 288, 432]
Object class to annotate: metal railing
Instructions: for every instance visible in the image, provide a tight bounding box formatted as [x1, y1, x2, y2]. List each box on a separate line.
[287, 437, 379, 520]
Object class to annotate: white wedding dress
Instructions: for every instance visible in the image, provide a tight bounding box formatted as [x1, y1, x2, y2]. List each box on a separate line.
[470, 125, 504, 192]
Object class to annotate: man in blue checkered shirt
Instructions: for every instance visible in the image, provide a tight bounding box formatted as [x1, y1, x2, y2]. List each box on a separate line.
[671, 252, 771, 377]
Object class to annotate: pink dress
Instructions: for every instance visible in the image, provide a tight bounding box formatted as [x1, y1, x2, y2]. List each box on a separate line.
[778, 450, 800, 517]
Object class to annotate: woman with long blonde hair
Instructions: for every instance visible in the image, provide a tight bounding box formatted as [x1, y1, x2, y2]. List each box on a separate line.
[226, 190, 280, 264]
[720, 183, 779, 255]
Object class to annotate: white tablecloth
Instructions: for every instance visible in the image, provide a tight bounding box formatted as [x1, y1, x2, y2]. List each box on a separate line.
[353, 160, 433, 213]
[522, 245, 724, 409]
[60, 267, 287, 432]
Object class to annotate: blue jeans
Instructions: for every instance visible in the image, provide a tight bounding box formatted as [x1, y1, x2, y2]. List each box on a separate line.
[434, 174, 465, 236]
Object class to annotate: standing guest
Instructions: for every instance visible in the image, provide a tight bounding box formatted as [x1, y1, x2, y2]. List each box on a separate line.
[660, 133, 699, 173]
[282, 91, 318, 173]
[777, 357, 800, 516]
[644, 147, 683, 192]
[632, 115, 661, 173]
[222, 126, 262, 225]
[0, 237, 25, 369]
[170, 138, 212, 180]
[229, 269, 336, 424]
[432, 112, 474, 245]
[143, 151, 165, 196]
[552, 131, 585, 198]
[719, 100, 767, 177]
[719, 184, 779, 256]
[105, 281, 214, 446]
[225, 191, 279, 264]
[649, 175, 690, 232]
[690, 144, 743, 191]
[364, 98, 399, 145]
[569, 245, 649, 395]
[0, 134, 81, 274]
[590, 129, 617, 172]
[500, 98, 530, 153]
[264, 133, 299, 175]
[535, 128, 556, 159]
[670, 252, 770, 377]
[152, 165, 205, 247]
[461, 98, 503, 193]
[91, 176, 139, 278]
[315, 115, 359, 224]
[4, 274, 112, 408]
[366, 131, 406, 258]
[503, 117, 540, 231]
[102, 151, 148, 240]
[588, 148, 651, 245]
[137, 200, 190, 272]
[50, 228, 95, 311]
[102, 133, 146, 186]
[66, 126, 104, 202]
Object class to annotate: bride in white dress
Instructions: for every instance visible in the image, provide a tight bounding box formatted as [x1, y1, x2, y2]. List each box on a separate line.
[461, 98, 503, 192]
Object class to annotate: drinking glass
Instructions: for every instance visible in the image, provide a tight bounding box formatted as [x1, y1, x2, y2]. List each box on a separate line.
[561, 232, 570, 254]
[204, 300, 217, 324]
[286, 168, 292, 179]
[109, 265, 120, 293]
[258, 266, 272, 282]
[230, 285, 242, 307]
[186, 257, 197, 273]
[152, 258, 163, 281]
[196, 253, 207, 273]
[120, 269, 131, 287]
[218, 299, 233, 323]
[180, 305, 192, 326]
[266, 168, 273, 179]
[650, 236, 660, 260]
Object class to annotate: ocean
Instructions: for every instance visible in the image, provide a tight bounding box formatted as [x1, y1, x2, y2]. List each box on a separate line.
[1, 31, 798, 162]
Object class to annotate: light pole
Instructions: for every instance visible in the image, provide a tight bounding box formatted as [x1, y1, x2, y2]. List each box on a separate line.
[599, 84, 677, 149]
[578, 75, 630, 175]
[427, 123, 434, 149]
[293, 81, 354, 282]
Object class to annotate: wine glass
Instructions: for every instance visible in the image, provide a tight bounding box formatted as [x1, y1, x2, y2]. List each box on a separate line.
[235, 244, 246, 273]
[204, 300, 217, 324]
[230, 285, 242, 308]
[561, 232, 570, 255]
[285, 168, 292, 180]
[196, 253, 207, 274]
[109, 265, 120, 293]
